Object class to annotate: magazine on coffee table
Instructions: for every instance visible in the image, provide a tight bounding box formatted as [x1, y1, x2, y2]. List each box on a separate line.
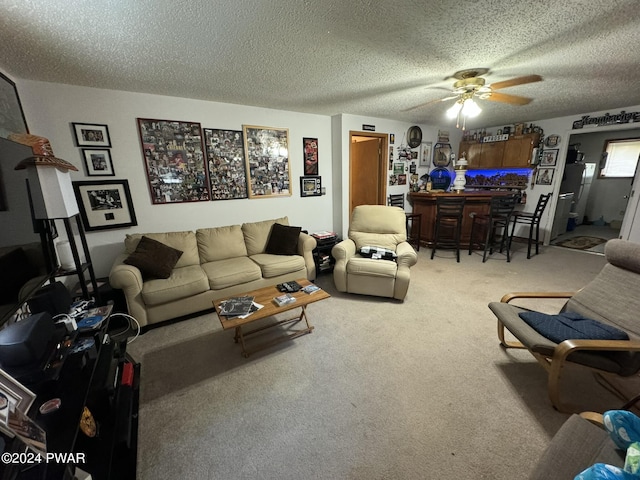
[219, 296, 255, 317]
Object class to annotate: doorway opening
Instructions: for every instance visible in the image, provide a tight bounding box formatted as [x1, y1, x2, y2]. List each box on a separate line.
[349, 131, 388, 217]
[550, 129, 640, 254]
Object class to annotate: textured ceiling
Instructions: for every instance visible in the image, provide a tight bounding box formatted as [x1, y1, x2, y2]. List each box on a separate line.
[1, 0, 640, 128]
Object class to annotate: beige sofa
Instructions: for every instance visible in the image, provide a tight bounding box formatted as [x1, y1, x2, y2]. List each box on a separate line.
[109, 217, 317, 327]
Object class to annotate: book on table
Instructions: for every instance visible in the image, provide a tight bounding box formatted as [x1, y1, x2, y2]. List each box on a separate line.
[301, 284, 321, 294]
[273, 293, 296, 307]
[219, 296, 255, 316]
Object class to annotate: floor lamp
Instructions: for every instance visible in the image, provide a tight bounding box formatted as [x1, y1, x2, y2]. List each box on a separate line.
[12, 134, 100, 303]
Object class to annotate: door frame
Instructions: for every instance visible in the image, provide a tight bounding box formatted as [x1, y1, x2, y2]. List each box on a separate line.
[348, 131, 388, 217]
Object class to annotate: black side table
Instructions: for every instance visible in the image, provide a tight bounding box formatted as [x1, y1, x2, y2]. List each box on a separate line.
[312, 236, 340, 274]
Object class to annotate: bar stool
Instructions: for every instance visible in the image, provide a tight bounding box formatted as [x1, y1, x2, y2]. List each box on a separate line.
[431, 196, 466, 262]
[468, 194, 518, 262]
[509, 193, 552, 259]
[388, 194, 422, 251]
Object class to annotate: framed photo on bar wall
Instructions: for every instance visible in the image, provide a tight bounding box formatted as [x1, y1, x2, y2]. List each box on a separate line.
[303, 137, 318, 175]
[72, 179, 137, 231]
[243, 125, 291, 198]
[203, 128, 248, 200]
[137, 118, 209, 203]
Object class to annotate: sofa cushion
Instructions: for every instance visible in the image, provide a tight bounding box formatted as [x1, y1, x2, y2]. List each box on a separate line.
[125, 231, 199, 268]
[201, 257, 262, 290]
[242, 217, 289, 256]
[249, 253, 306, 278]
[265, 223, 301, 255]
[196, 225, 247, 262]
[124, 236, 183, 279]
[346, 255, 398, 278]
[141, 265, 210, 306]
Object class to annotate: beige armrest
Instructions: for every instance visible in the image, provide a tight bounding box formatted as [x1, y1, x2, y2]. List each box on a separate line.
[500, 292, 576, 303]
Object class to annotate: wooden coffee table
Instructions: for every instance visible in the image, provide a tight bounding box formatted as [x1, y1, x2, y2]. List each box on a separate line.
[213, 279, 330, 357]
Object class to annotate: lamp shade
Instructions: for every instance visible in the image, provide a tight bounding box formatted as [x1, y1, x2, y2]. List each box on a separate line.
[11, 134, 80, 219]
[22, 164, 79, 219]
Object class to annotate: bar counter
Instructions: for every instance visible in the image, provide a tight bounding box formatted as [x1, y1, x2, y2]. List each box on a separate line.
[409, 190, 516, 248]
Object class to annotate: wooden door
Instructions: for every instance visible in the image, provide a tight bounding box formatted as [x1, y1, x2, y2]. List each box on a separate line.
[503, 133, 539, 167]
[350, 133, 387, 215]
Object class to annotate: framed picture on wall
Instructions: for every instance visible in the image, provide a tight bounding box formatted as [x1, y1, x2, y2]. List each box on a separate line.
[72, 122, 111, 147]
[300, 176, 321, 197]
[243, 125, 291, 198]
[0, 72, 29, 140]
[540, 149, 559, 166]
[81, 149, 115, 176]
[72, 179, 138, 231]
[535, 167, 555, 185]
[203, 128, 248, 200]
[137, 118, 209, 203]
[419, 142, 432, 167]
[303, 137, 318, 175]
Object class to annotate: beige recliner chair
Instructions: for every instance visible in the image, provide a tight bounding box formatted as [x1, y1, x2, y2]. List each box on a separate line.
[331, 205, 418, 300]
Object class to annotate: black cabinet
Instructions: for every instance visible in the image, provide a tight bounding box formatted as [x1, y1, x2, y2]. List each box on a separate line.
[0, 318, 139, 480]
[313, 236, 340, 274]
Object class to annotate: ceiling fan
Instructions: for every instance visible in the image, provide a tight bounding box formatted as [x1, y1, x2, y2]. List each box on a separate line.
[404, 68, 543, 127]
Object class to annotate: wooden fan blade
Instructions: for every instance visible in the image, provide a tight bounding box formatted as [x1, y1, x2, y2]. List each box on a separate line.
[401, 95, 458, 112]
[489, 74, 542, 90]
[485, 91, 533, 105]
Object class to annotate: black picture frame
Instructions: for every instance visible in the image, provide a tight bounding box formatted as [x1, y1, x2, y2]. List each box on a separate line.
[303, 137, 318, 175]
[540, 149, 559, 167]
[203, 128, 248, 200]
[137, 118, 209, 204]
[81, 148, 115, 176]
[300, 176, 322, 197]
[72, 122, 111, 147]
[0, 71, 29, 140]
[72, 179, 137, 231]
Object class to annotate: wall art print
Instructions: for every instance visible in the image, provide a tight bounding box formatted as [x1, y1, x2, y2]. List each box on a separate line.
[203, 128, 248, 200]
[243, 125, 291, 198]
[0, 72, 29, 140]
[72, 179, 138, 231]
[303, 137, 318, 175]
[137, 118, 209, 204]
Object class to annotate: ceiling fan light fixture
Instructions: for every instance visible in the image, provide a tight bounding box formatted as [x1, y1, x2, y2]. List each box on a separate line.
[446, 101, 463, 119]
[461, 98, 481, 118]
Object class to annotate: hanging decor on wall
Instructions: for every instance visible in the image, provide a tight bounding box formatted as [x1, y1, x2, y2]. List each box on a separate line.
[137, 118, 209, 204]
[203, 128, 248, 200]
[72, 179, 138, 231]
[303, 137, 318, 175]
[300, 175, 321, 197]
[242, 125, 291, 198]
[72, 123, 111, 148]
[0, 71, 29, 140]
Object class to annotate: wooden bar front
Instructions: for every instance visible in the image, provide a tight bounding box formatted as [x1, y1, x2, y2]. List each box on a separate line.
[409, 191, 515, 248]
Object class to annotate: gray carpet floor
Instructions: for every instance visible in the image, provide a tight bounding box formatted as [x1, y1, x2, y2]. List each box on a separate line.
[128, 241, 639, 479]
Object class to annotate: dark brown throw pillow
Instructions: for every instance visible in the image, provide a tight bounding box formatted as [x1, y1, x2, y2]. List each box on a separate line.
[123, 236, 183, 279]
[265, 223, 301, 255]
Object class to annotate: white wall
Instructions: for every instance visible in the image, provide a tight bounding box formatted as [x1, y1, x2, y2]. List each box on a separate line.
[17, 80, 334, 277]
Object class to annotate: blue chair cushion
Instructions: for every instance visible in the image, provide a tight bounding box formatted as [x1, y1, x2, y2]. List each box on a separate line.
[518, 311, 629, 344]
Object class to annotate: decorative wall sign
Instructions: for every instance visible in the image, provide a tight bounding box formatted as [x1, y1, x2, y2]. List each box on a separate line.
[137, 118, 209, 203]
[572, 110, 640, 129]
[544, 134, 561, 147]
[535, 167, 555, 185]
[203, 128, 248, 200]
[82, 149, 115, 176]
[72, 179, 137, 231]
[540, 149, 558, 166]
[419, 142, 432, 167]
[72, 123, 111, 147]
[300, 176, 321, 197]
[433, 142, 451, 167]
[243, 125, 291, 198]
[0, 71, 29, 139]
[303, 137, 318, 175]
